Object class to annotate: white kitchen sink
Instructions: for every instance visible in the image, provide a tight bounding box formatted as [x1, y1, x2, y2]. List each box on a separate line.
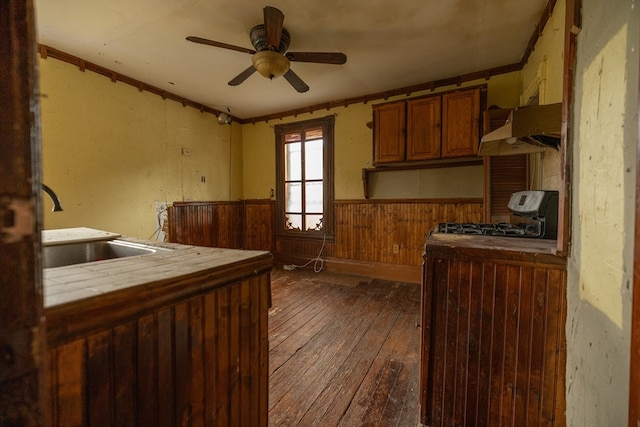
[43, 239, 171, 268]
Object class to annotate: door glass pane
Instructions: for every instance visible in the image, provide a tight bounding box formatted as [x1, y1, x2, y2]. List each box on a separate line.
[305, 214, 323, 231]
[305, 181, 323, 213]
[305, 139, 323, 180]
[285, 182, 301, 212]
[286, 214, 302, 231]
[285, 142, 301, 181]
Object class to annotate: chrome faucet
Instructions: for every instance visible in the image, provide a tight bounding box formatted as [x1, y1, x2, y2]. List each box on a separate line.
[41, 184, 63, 212]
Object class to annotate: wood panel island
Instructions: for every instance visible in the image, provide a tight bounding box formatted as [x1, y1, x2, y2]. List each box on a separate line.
[42, 229, 272, 427]
[420, 233, 566, 427]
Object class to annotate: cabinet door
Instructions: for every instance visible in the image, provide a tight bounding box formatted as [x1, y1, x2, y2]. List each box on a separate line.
[407, 96, 441, 160]
[374, 101, 405, 164]
[441, 88, 480, 158]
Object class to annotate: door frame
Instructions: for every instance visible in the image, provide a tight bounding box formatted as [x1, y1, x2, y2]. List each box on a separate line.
[629, 28, 640, 427]
[0, 1, 46, 425]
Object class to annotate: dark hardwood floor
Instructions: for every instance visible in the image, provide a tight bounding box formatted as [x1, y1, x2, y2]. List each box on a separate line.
[268, 266, 421, 427]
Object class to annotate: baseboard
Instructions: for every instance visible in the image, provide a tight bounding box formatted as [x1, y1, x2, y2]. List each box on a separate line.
[274, 253, 421, 284]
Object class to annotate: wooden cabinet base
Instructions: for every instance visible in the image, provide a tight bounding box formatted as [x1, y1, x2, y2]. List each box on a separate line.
[45, 259, 272, 427]
[420, 235, 566, 426]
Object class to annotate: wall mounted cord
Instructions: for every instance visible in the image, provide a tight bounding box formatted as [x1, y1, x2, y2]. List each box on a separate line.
[149, 206, 168, 241]
[283, 233, 326, 273]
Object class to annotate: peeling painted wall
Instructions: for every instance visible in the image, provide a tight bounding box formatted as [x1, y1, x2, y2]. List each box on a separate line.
[566, 0, 639, 425]
[520, 0, 566, 191]
[39, 58, 243, 239]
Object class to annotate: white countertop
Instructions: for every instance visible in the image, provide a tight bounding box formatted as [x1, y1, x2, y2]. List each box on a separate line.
[42, 227, 121, 246]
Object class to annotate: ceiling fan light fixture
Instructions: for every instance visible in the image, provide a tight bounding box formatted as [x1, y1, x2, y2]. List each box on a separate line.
[187, 6, 346, 92]
[252, 50, 290, 79]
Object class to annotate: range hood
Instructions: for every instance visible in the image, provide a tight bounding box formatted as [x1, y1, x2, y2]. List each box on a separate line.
[478, 103, 562, 156]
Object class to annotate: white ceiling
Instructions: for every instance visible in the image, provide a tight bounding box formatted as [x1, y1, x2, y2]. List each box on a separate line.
[34, 0, 549, 120]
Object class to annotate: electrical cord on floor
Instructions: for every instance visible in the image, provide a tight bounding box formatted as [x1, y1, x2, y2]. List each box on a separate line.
[283, 233, 326, 273]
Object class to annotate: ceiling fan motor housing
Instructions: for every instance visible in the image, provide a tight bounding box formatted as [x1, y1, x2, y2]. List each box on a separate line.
[249, 25, 290, 53]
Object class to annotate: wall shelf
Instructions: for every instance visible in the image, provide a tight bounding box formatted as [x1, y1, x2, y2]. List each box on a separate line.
[362, 158, 484, 199]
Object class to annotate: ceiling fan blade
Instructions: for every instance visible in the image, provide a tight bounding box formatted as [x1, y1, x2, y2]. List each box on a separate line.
[285, 51, 347, 65]
[263, 6, 284, 49]
[228, 66, 257, 86]
[283, 69, 309, 93]
[186, 36, 256, 55]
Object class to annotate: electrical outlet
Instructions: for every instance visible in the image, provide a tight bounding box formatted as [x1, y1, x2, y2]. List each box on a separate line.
[181, 147, 192, 156]
[392, 244, 399, 254]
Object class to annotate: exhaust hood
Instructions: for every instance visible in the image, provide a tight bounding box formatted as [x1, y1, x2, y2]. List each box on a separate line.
[478, 103, 562, 156]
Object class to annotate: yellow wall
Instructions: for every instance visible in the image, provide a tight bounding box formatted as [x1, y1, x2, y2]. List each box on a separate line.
[520, 0, 566, 191]
[242, 73, 521, 200]
[40, 55, 520, 239]
[566, 0, 638, 424]
[39, 58, 243, 239]
[241, 104, 374, 201]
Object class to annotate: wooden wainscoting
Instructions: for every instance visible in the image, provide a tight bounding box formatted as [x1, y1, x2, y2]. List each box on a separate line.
[276, 199, 484, 282]
[169, 201, 242, 248]
[169, 200, 274, 251]
[334, 199, 483, 265]
[169, 198, 484, 282]
[243, 200, 276, 251]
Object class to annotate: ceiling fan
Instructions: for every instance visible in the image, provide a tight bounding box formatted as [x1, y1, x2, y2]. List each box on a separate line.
[186, 6, 347, 93]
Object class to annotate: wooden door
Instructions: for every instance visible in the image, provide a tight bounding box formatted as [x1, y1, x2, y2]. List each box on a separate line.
[442, 88, 481, 158]
[407, 96, 441, 160]
[482, 107, 529, 222]
[0, 1, 47, 425]
[373, 101, 406, 164]
[485, 155, 529, 222]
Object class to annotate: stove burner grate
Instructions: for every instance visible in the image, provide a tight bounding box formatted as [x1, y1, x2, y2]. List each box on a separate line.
[437, 222, 541, 238]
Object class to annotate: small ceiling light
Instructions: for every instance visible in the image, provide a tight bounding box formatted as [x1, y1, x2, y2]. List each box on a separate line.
[217, 112, 232, 125]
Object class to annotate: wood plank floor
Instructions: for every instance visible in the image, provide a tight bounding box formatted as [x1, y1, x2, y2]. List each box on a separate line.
[268, 267, 422, 427]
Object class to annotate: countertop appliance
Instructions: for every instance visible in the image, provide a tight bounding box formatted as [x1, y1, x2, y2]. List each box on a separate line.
[437, 190, 559, 239]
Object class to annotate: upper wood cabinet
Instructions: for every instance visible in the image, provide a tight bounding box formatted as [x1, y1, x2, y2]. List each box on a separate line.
[373, 87, 483, 165]
[373, 101, 406, 163]
[441, 88, 481, 157]
[407, 96, 442, 160]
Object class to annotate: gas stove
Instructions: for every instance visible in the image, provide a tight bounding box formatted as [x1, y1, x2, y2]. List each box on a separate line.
[438, 222, 542, 237]
[437, 190, 559, 239]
